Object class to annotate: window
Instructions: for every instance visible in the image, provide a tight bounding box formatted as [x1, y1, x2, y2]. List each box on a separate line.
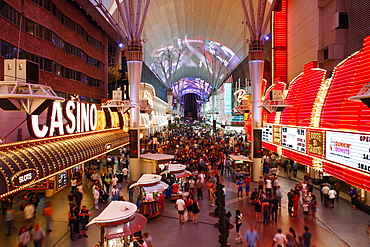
[338, 12, 349, 29]
[44, 58, 52, 72]
[26, 19, 34, 35]
[323, 48, 329, 60]
[1, 4, 9, 19]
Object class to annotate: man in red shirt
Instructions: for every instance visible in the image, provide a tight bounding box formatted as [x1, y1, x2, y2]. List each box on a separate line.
[244, 176, 251, 197]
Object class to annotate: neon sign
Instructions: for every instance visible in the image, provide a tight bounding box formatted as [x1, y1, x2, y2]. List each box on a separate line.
[27, 100, 98, 138]
[234, 89, 247, 103]
[11, 169, 37, 187]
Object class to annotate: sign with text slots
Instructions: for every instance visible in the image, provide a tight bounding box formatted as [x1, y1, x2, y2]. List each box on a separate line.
[326, 131, 370, 173]
[281, 127, 306, 152]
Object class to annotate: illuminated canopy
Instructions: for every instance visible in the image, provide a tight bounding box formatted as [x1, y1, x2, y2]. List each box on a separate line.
[0, 129, 129, 197]
[86, 0, 274, 98]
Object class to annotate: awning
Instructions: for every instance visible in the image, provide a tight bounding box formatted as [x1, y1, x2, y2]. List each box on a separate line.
[0, 129, 129, 198]
[162, 164, 192, 178]
[87, 201, 148, 240]
[140, 113, 150, 128]
[229, 154, 253, 162]
[141, 181, 169, 193]
[130, 174, 169, 193]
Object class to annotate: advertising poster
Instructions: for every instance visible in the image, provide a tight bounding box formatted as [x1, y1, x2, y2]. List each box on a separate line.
[262, 125, 273, 142]
[281, 127, 306, 152]
[307, 130, 324, 157]
[326, 131, 370, 173]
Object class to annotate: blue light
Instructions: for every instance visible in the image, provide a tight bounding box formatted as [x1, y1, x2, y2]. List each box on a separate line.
[264, 35, 270, 41]
[118, 43, 124, 48]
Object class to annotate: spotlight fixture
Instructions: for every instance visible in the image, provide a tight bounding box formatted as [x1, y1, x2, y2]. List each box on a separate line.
[349, 82, 370, 107]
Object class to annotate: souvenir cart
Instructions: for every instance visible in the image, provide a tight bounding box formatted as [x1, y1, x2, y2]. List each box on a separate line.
[161, 164, 192, 200]
[130, 174, 168, 219]
[88, 201, 147, 247]
[140, 153, 175, 174]
[229, 155, 253, 181]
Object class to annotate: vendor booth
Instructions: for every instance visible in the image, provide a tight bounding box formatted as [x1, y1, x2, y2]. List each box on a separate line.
[140, 153, 175, 174]
[130, 174, 168, 219]
[87, 201, 147, 247]
[229, 155, 253, 181]
[161, 164, 192, 200]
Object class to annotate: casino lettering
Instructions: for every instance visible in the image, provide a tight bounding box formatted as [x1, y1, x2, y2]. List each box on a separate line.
[27, 101, 98, 138]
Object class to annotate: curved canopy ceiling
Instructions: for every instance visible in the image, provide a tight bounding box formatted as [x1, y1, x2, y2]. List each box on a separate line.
[98, 0, 273, 98]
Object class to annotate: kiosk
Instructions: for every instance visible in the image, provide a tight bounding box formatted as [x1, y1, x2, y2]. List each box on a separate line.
[229, 155, 253, 181]
[130, 174, 168, 219]
[88, 201, 147, 247]
[140, 153, 175, 174]
[161, 164, 192, 200]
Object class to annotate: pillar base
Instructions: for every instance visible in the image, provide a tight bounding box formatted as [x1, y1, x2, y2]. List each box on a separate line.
[129, 158, 141, 181]
[252, 158, 262, 182]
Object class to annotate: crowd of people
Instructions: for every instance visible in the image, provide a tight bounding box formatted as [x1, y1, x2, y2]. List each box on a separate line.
[1, 119, 367, 247]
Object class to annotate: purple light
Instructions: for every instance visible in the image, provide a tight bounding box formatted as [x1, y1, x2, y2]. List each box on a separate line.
[264, 35, 270, 41]
[118, 43, 124, 48]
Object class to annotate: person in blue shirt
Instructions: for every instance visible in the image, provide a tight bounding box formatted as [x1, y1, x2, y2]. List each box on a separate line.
[237, 179, 244, 197]
[302, 226, 312, 247]
[243, 225, 260, 247]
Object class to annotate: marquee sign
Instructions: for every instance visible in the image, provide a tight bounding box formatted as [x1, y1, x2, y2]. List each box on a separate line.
[27, 101, 98, 138]
[307, 130, 324, 157]
[11, 169, 38, 187]
[281, 127, 306, 152]
[273, 126, 281, 144]
[262, 125, 273, 142]
[326, 131, 370, 173]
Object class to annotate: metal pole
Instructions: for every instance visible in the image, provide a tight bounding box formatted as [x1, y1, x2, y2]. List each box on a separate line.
[100, 226, 104, 247]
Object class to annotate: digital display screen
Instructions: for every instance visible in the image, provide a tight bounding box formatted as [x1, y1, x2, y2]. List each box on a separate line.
[262, 125, 273, 142]
[58, 171, 67, 189]
[326, 131, 370, 173]
[281, 127, 306, 152]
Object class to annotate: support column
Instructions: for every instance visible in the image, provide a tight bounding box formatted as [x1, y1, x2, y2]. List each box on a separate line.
[167, 90, 173, 113]
[212, 89, 217, 122]
[249, 59, 264, 182]
[127, 43, 142, 181]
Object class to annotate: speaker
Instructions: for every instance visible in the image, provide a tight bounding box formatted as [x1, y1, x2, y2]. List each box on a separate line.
[361, 98, 370, 108]
[129, 129, 139, 158]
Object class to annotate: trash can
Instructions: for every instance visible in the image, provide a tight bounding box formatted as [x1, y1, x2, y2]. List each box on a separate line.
[116, 173, 123, 182]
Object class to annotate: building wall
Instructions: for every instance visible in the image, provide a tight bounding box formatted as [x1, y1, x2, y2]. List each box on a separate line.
[287, 0, 320, 82]
[317, 0, 348, 76]
[0, 0, 110, 101]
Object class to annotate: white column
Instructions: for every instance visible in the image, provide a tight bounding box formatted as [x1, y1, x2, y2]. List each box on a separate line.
[212, 91, 217, 122]
[249, 60, 264, 182]
[128, 60, 142, 181]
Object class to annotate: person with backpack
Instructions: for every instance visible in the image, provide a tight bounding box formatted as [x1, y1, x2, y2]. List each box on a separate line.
[262, 199, 270, 224]
[310, 195, 318, 221]
[234, 209, 243, 237]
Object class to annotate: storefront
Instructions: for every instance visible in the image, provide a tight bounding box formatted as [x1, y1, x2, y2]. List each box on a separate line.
[229, 154, 253, 181]
[0, 97, 131, 198]
[260, 37, 370, 210]
[140, 153, 175, 174]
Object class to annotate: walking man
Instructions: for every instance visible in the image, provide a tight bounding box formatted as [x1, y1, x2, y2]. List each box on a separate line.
[30, 223, 45, 247]
[272, 227, 287, 247]
[322, 184, 330, 208]
[276, 186, 283, 208]
[243, 225, 260, 247]
[43, 202, 53, 232]
[4, 205, 15, 236]
[175, 196, 186, 224]
[78, 205, 90, 238]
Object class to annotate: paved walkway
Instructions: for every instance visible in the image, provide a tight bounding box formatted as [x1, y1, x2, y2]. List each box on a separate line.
[1, 171, 369, 247]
